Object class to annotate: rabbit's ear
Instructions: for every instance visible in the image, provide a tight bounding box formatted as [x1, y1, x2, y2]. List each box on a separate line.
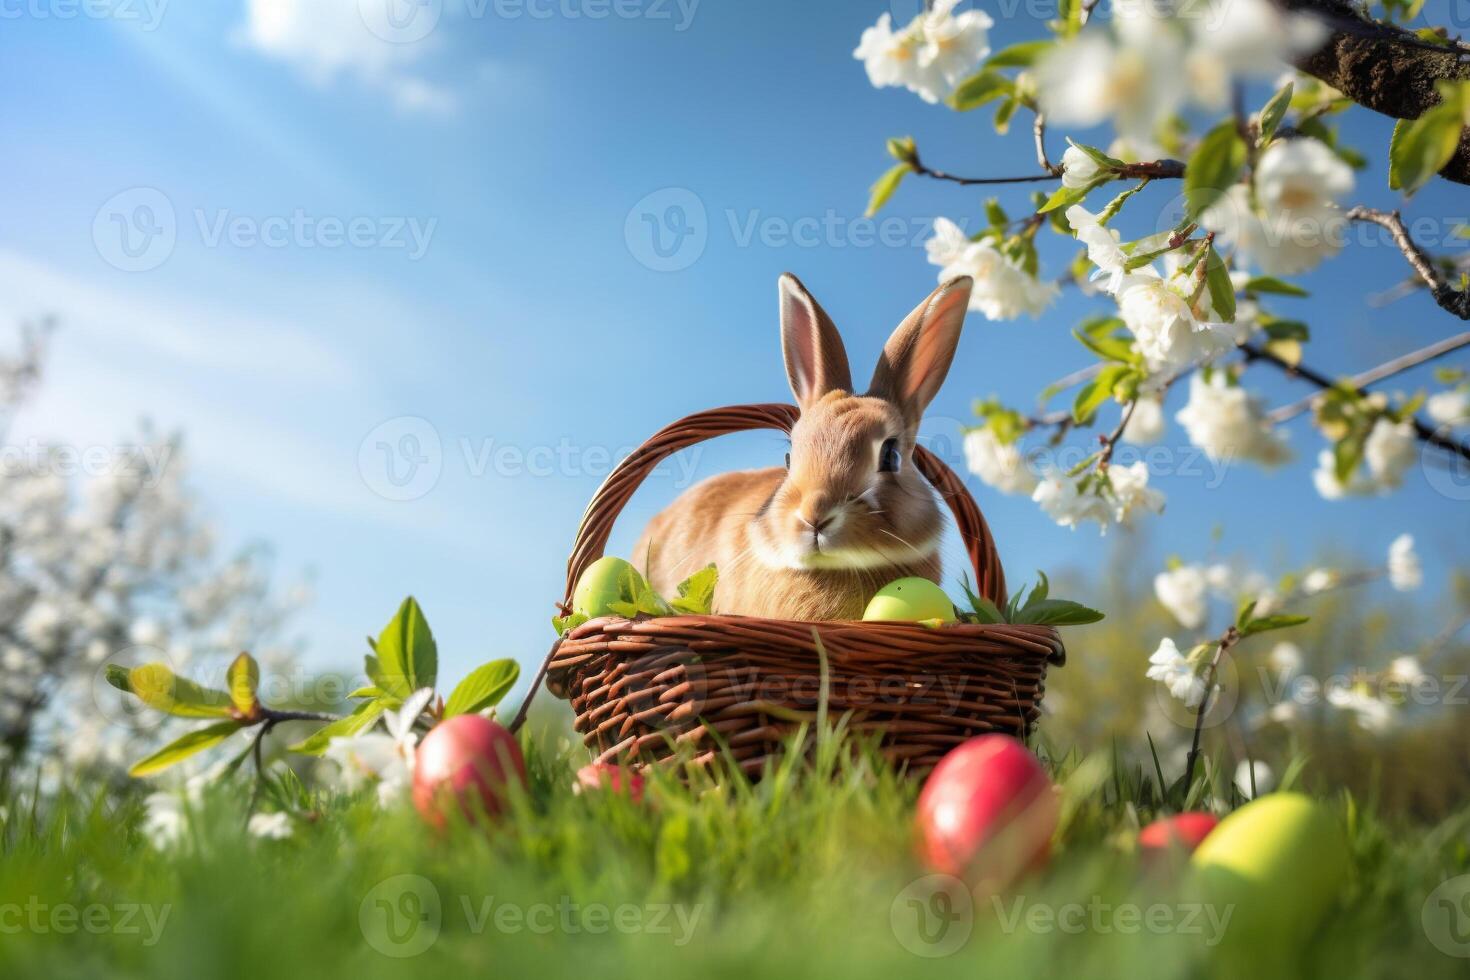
[868, 276, 972, 424]
[780, 273, 853, 410]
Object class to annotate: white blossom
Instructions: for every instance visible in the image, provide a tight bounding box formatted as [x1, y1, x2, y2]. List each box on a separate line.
[1233, 758, 1276, 798]
[1387, 533, 1422, 592]
[1269, 641, 1304, 679]
[1147, 637, 1207, 707]
[142, 791, 191, 850]
[853, 0, 993, 104]
[1065, 205, 1129, 295]
[1154, 564, 1211, 630]
[1201, 139, 1353, 276]
[1032, 469, 1111, 532]
[1301, 568, 1336, 594]
[926, 221, 1057, 321]
[1426, 388, 1470, 427]
[1115, 270, 1234, 373]
[247, 811, 294, 840]
[1327, 685, 1395, 734]
[1385, 655, 1426, 686]
[324, 688, 431, 808]
[1107, 461, 1165, 526]
[1174, 372, 1291, 465]
[963, 427, 1037, 495]
[1036, 21, 1185, 144]
[1061, 144, 1105, 189]
[1364, 419, 1416, 489]
[1184, 0, 1328, 108]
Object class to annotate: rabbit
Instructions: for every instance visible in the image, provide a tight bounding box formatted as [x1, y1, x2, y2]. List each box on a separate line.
[633, 272, 973, 621]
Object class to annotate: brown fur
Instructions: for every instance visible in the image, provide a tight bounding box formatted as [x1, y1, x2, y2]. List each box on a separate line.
[634, 274, 973, 621]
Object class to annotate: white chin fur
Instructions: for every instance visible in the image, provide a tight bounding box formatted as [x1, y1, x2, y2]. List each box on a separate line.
[753, 533, 940, 572]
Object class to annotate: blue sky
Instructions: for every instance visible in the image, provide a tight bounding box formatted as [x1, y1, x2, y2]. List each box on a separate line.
[1, 0, 1466, 691]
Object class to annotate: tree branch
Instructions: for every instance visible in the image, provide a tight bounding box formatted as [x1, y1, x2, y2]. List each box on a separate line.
[1281, 0, 1470, 185]
[1346, 207, 1470, 320]
[1270, 330, 1470, 422]
[907, 148, 1184, 187]
[1242, 340, 1470, 461]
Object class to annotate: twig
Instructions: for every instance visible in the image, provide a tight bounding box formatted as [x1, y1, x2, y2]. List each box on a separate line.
[1096, 399, 1139, 470]
[1243, 341, 1470, 462]
[1269, 330, 1470, 422]
[244, 720, 276, 824]
[907, 148, 1184, 188]
[1033, 113, 1059, 176]
[1346, 207, 1470, 320]
[1183, 625, 1241, 791]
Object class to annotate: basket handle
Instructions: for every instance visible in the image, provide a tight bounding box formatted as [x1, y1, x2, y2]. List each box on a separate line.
[559, 403, 1008, 609]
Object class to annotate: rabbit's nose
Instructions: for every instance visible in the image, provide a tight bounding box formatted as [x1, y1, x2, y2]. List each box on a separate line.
[797, 499, 841, 533]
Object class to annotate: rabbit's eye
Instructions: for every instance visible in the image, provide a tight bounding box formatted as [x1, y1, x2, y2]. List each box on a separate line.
[784, 452, 791, 470]
[878, 438, 901, 473]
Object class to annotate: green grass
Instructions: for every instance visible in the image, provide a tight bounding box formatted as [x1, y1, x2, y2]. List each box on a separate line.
[1, 730, 1467, 980]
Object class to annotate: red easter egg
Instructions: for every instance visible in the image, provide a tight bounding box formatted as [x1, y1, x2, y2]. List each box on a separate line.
[915, 735, 1057, 885]
[1139, 811, 1219, 857]
[574, 762, 646, 802]
[412, 715, 526, 828]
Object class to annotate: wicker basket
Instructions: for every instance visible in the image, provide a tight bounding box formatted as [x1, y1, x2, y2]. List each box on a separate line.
[520, 403, 1065, 778]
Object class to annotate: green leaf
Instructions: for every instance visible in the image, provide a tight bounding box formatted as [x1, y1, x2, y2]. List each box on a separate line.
[116, 663, 234, 719]
[129, 721, 242, 778]
[1038, 183, 1091, 214]
[1244, 276, 1309, 297]
[948, 70, 1013, 111]
[444, 659, 521, 718]
[1388, 88, 1467, 196]
[552, 612, 589, 637]
[288, 699, 386, 756]
[1256, 82, 1293, 146]
[985, 39, 1052, 69]
[885, 135, 917, 164]
[1073, 363, 1130, 424]
[994, 97, 1018, 134]
[1235, 599, 1258, 630]
[1184, 122, 1247, 219]
[865, 163, 909, 218]
[226, 652, 259, 718]
[374, 597, 438, 699]
[1262, 318, 1310, 341]
[1011, 599, 1105, 626]
[346, 686, 384, 700]
[1072, 328, 1136, 364]
[1203, 247, 1236, 322]
[1067, 139, 1126, 170]
[669, 564, 719, 615]
[104, 664, 133, 693]
[1241, 614, 1311, 637]
[958, 576, 1005, 624]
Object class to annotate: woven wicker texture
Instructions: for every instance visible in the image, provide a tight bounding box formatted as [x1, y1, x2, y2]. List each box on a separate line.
[535, 403, 1064, 777]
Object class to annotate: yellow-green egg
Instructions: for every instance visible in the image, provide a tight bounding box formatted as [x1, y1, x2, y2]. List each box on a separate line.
[572, 556, 647, 618]
[862, 577, 957, 623]
[1188, 793, 1349, 968]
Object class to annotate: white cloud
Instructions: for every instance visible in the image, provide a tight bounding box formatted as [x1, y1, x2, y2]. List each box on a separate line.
[237, 0, 455, 115]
